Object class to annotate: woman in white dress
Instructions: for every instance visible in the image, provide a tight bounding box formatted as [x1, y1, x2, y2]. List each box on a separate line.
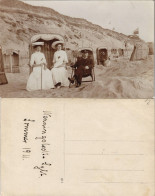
[26, 42, 54, 91]
[51, 41, 69, 88]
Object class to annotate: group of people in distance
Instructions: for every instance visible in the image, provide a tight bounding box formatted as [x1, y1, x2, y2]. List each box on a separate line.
[26, 41, 94, 91]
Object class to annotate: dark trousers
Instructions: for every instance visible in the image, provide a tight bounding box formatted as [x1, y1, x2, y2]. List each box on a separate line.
[74, 66, 91, 85]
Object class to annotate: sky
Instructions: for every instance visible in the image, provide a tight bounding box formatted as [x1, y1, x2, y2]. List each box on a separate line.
[22, 0, 154, 42]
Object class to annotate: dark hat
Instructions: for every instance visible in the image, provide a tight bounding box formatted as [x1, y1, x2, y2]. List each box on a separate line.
[51, 41, 64, 49]
[81, 49, 89, 53]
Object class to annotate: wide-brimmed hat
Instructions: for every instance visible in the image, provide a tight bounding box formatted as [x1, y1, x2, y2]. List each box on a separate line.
[52, 41, 64, 49]
[32, 42, 44, 47]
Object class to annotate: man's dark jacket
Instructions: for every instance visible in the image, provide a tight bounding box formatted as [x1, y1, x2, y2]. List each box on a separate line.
[73, 56, 94, 84]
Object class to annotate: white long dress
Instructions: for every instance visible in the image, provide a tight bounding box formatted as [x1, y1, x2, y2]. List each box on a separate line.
[26, 51, 54, 91]
[51, 50, 69, 87]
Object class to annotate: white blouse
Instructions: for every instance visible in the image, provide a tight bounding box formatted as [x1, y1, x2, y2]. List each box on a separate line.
[30, 51, 47, 67]
[53, 50, 68, 68]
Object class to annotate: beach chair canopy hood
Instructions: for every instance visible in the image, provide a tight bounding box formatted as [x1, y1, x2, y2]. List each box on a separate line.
[78, 47, 93, 52]
[30, 34, 64, 69]
[96, 47, 108, 65]
[2, 49, 20, 73]
[97, 47, 108, 50]
[31, 34, 64, 43]
[3, 49, 19, 55]
[0, 45, 8, 84]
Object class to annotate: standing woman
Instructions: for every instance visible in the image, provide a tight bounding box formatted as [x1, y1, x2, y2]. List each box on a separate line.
[51, 41, 69, 88]
[26, 42, 54, 91]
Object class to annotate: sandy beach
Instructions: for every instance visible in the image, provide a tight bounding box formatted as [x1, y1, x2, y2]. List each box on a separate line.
[0, 55, 153, 98]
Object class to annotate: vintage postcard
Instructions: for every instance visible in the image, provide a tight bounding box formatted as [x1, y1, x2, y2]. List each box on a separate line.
[1, 98, 154, 196]
[0, 0, 154, 196]
[0, 0, 154, 98]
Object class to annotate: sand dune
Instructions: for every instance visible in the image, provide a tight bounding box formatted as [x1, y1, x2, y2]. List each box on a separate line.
[0, 55, 153, 98]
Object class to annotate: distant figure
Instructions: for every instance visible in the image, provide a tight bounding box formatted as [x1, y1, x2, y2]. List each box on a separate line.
[100, 51, 106, 66]
[51, 41, 69, 88]
[68, 50, 94, 87]
[26, 42, 54, 91]
[104, 57, 111, 67]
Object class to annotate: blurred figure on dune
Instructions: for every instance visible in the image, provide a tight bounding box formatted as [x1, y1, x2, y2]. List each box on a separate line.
[100, 51, 106, 66]
[104, 57, 111, 67]
[51, 41, 69, 88]
[26, 42, 54, 91]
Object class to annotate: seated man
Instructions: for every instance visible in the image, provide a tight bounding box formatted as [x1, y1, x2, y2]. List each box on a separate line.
[68, 50, 94, 87]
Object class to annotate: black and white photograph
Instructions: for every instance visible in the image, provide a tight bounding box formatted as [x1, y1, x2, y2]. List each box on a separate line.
[0, 0, 154, 98]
